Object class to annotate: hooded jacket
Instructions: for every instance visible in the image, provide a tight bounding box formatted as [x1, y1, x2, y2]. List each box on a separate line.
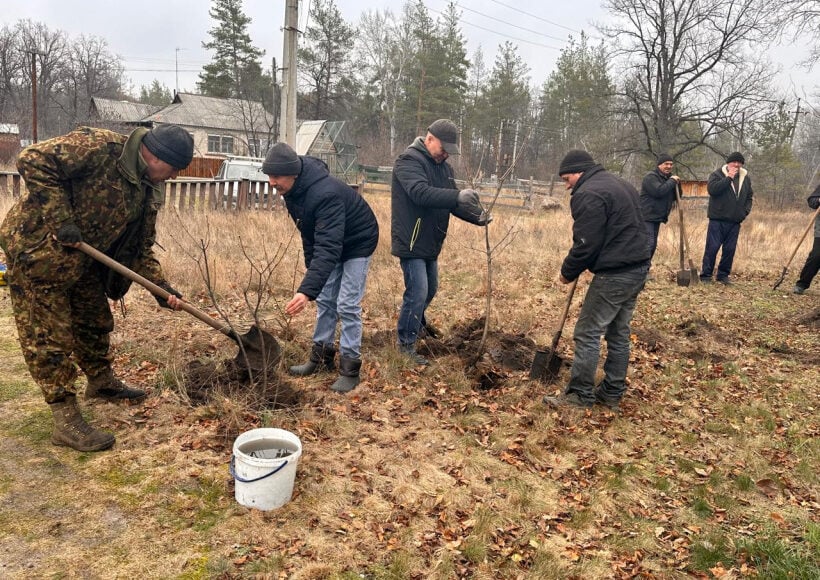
[390, 137, 461, 260]
[640, 166, 678, 223]
[284, 156, 379, 300]
[706, 165, 753, 223]
[561, 165, 650, 281]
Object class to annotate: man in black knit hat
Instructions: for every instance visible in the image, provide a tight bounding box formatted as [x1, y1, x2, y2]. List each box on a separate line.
[0, 124, 191, 451]
[263, 142, 379, 393]
[700, 151, 753, 285]
[640, 152, 680, 268]
[543, 149, 650, 411]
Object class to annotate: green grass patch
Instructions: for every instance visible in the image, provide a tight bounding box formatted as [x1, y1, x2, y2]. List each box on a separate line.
[0, 379, 35, 402]
[689, 533, 732, 571]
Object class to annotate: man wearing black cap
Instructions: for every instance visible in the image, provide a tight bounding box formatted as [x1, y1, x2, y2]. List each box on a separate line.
[391, 118, 490, 365]
[640, 153, 680, 265]
[700, 151, 753, 285]
[262, 142, 379, 393]
[543, 149, 650, 410]
[0, 124, 192, 451]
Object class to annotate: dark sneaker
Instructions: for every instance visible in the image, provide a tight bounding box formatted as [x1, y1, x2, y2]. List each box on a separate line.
[542, 392, 592, 409]
[594, 393, 621, 410]
[700, 277, 712, 284]
[419, 323, 442, 340]
[793, 285, 807, 295]
[716, 278, 732, 286]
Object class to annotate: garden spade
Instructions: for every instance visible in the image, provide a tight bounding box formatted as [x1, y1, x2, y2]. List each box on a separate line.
[529, 278, 578, 382]
[76, 241, 280, 372]
[674, 183, 699, 287]
[772, 205, 820, 290]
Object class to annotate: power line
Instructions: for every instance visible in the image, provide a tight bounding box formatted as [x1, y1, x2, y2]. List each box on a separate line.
[485, 0, 583, 34]
[455, 3, 569, 43]
[426, 5, 564, 51]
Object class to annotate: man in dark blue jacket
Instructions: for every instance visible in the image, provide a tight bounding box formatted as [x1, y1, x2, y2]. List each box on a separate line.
[640, 153, 680, 264]
[700, 151, 753, 285]
[263, 143, 379, 393]
[391, 119, 489, 364]
[543, 150, 650, 410]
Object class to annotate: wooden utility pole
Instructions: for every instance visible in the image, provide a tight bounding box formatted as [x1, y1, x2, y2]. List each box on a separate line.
[29, 50, 42, 143]
[279, 0, 299, 147]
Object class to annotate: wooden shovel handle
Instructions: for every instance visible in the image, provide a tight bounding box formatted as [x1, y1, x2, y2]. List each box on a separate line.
[76, 241, 234, 337]
[550, 278, 579, 352]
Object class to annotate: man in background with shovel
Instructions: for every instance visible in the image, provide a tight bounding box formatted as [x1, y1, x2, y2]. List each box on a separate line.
[0, 124, 191, 452]
[640, 153, 680, 272]
[793, 184, 820, 295]
[543, 150, 650, 410]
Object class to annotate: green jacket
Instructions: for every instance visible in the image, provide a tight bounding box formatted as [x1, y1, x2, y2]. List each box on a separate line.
[0, 126, 167, 292]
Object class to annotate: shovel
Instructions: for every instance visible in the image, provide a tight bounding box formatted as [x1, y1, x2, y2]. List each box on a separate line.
[530, 278, 578, 382]
[674, 183, 699, 286]
[76, 241, 280, 372]
[772, 205, 820, 290]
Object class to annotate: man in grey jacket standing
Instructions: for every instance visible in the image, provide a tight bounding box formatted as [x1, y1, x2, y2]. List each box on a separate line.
[391, 119, 489, 365]
[700, 152, 753, 285]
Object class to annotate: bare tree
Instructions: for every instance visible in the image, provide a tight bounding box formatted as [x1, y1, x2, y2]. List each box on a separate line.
[600, 0, 780, 159]
[775, 0, 820, 69]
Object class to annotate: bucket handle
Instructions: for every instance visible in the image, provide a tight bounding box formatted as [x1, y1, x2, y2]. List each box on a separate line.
[229, 454, 289, 483]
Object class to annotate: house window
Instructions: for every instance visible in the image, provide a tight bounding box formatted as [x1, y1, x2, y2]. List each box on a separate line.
[207, 134, 234, 155]
[248, 138, 261, 157]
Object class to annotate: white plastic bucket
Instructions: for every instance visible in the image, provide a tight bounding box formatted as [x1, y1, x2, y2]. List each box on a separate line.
[230, 428, 302, 511]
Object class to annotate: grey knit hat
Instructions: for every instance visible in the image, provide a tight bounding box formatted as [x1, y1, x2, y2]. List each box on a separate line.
[262, 142, 302, 176]
[428, 119, 460, 155]
[143, 125, 194, 169]
[558, 149, 595, 175]
[656, 152, 673, 165]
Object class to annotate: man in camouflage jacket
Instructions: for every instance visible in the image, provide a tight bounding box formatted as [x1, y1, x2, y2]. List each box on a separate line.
[0, 124, 193, 451]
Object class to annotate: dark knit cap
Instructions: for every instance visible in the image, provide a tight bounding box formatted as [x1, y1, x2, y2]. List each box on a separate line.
[656, 152, 673, 165]
[726, 151, 745, 164]
[427, 119, 460, 155]
[262, 142, 302, 176]
[143, 125, 194, 169]
[558, 149, 596, 175]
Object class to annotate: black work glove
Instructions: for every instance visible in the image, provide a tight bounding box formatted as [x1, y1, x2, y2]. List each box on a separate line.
[809, 196, 820, 210]
[56, 223, 82, 245]
[154, 281, 182, 310]
[457, 188, 480, 208]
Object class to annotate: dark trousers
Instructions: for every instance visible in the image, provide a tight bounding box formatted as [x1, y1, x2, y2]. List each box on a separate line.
[796, 236, 820, 290]
[701, 220, 740, 281]
[645, 221, 661, 260]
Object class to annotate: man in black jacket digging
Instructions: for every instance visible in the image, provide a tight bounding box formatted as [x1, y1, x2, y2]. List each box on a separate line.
[543, 150, 650, 410]
[263, 143, 379, 393]
[391, 119, 490, 365]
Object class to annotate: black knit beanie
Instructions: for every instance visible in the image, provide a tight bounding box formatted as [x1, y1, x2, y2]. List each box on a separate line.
[656, 152, 673, 165]
[558, 149, 596, 175]
[262, 143, 302, 176]
[143, 125, 194, 169]
[726, 151, 745, 164]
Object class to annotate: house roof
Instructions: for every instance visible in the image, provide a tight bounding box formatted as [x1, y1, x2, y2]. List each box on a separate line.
[141, 92, 274, 132]
[89, 97, 161, 123]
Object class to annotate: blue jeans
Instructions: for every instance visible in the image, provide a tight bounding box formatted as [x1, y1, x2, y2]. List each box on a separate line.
[397, 258, 438, 347]
[566, 265, 648, 404]
[645, 221, 661, 259]
[312, 257, 371, 360]
[701, 220, 740, 281]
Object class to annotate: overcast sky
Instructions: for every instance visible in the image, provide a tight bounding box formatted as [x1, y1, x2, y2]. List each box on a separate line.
[4, 0, 818, 100]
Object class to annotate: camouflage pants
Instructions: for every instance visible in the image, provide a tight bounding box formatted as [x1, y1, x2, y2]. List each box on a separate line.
[7, 264, 113, 403]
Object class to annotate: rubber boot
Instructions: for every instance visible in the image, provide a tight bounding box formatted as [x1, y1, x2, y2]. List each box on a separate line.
[330, 356, 362, 393]
[85, 368, 146, 402]
[50, 395, 115, 452]
[289, 342, 336, 376]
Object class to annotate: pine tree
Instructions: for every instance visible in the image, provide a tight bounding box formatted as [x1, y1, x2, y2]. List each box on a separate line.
[198, 0, 265, 100]
[139, 80, 173, 105]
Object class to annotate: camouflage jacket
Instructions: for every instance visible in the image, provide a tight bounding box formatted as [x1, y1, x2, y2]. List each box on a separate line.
[0, 126, 167, 291]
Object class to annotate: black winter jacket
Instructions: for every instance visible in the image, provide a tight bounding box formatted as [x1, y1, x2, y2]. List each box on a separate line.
[706, 165, 753, 223]
[640, 167, 677, 223]
[390, 138, 464, 260]
[561, 165, 650, 281]
[284, 156, 379, 299]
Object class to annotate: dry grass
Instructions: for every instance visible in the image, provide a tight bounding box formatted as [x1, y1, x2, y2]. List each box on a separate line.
[0, 192, 818, 579]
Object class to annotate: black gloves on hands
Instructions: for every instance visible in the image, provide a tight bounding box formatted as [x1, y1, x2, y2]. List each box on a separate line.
[56, 223, 82, 245]
[457, 188, 480, 207]
[477, 210, 493, 226]
[155, 281, 182, 310]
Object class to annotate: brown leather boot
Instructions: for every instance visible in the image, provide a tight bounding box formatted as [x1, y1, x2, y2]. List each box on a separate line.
[50, 395, 115, 452]
[85, 368, 146, 402]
